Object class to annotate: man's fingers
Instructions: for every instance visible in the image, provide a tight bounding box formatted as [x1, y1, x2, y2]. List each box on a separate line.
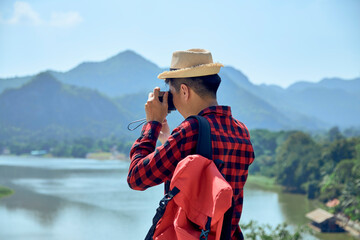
[145, 87, 169, 123]
[163, 91, 168, 104]
[153, 87, 160, 100]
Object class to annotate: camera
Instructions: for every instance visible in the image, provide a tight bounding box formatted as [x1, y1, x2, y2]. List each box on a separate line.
[159, 91, 176, 112]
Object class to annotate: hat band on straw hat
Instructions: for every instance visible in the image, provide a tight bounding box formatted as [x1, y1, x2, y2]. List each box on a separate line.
[157, 49, 223, 79]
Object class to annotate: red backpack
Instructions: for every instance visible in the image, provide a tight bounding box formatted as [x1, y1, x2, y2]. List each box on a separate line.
[145, 116, 234, 240]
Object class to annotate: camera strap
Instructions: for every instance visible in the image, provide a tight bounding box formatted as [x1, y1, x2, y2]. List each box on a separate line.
[127, 118, 147, 131]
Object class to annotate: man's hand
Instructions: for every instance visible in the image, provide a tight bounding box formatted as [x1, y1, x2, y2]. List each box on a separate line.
[145, 87, 168, 123]
[159, 119, 170, 145]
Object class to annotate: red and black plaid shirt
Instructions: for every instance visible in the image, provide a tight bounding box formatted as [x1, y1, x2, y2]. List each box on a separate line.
[127, 105, 255, 239]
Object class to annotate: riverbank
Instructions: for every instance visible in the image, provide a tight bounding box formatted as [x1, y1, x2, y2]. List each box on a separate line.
[246, 175, 339, 215]
[0, 185, 13, 198]
[0, 152, 128, 161]
[246, 174, 282, 191]
[246, 175, 360, 239]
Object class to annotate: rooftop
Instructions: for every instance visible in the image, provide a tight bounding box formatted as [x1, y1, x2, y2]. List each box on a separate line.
[306, 208, 334, 224]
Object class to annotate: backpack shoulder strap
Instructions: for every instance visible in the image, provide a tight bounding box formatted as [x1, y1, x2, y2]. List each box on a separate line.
[189, 115, 212, 159]
[164, 115, 212, 194]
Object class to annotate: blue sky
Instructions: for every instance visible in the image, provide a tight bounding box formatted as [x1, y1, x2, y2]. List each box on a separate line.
[0, 0, 359, 87]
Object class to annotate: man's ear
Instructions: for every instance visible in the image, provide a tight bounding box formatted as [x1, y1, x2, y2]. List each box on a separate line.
[180, 84, 190, 101]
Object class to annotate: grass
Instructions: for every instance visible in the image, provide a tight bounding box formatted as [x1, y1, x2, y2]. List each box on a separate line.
[0, 186, 14, 199]
[246, 175, 282, 191]
[86, 152, 127, 160]
[86, 152, 113, 160]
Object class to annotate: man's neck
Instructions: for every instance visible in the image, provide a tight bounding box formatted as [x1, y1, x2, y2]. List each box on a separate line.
[186, 99, 218, 118]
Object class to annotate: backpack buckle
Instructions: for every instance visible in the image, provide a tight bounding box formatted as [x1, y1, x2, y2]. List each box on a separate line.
[199, 216, 212, 240]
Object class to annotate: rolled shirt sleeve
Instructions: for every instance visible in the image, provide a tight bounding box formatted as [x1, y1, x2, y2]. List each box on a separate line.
[127, 119, 199, 190]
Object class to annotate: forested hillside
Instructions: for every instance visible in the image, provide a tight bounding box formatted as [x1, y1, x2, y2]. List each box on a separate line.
[1, 50, 359, 130]
[250, 127, 360, 221]
[0, 72, 134, 141]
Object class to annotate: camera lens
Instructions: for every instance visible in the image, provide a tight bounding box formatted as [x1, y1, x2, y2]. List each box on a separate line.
[159, 91, 176, 112]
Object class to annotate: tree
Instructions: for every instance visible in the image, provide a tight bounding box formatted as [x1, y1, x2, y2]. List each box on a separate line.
[275, 132, 321, 193]
[248, 130, 290, 177]
[71, 144, 88, 158]
[340, 179, 360, 220]
[333, 159, 356, 184]
[52, 143, 71, 157]
[329, 138, 357, 164]
[327, 126, 343, 142]
[250, 129, 278, 156]
[240, 221, 306, 240]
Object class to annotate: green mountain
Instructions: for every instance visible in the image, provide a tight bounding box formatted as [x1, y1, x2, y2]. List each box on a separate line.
[0, 75, 32, 94]
[288, 77, 360, 93]
[235, 73, 360, 128]
[0, 50, 358, 131]
[0, 72, 134, 141]
[0, 50, 162, 97]
[51, 50, 163, 97]
[218, 67, 327, 130]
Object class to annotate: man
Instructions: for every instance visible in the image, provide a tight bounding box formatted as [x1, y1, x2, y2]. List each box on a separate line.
[127, 49, 255, 239]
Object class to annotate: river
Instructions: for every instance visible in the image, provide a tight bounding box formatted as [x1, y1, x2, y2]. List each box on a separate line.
[0, 156, 352, 240]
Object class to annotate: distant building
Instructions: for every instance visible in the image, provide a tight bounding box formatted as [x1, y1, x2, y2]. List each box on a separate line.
[2, 147, 10, 155]
[30, 150, 47, 156]
[306, 208, 345, 233]
[326, 198, 340, 208]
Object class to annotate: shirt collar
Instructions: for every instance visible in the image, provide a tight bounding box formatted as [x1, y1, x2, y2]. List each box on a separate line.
[198, 105, 232, 117]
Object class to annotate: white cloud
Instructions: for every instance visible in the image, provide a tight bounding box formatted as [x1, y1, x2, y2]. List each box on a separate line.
[1, 1, 82, 27]
[49, 11, 83, 27]
[7, 1, 42, 25]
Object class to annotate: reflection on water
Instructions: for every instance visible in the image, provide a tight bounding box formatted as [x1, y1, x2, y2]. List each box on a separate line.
[242, 188, 286, 226]
[278, 190, 317, 226]
[0, 156, 353, 240]
[0, 156, 163, 240]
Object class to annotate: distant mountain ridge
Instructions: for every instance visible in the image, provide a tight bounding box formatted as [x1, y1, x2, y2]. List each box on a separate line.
[288, 77, 360, 93]
[50, 50, 162, 96]
[0, 50, 162, 97]
[0, 72, 134, 140]
[0, 49, 359, 135]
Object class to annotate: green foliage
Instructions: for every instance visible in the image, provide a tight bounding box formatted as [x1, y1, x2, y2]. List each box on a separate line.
[0, 186, 14, 199]
[355, 143, 360, 161]
[275, 131, 321, 193]
[327, 126, 344, 142]
[306, 181, 320, 199]
[339, 179, 360, 220]
[71, 144, 88, 158]
[318, 138, 360, 220]
[328, 138, 357, 164]
[250, 129, 278, 156]
[249, 129, 292, 177]
[333, 159, 356, 183]
[319, 174, 342, 202]
[248, 127, 360, 221]
[240, 221, 306, 240]
[1, 136, 134, 158]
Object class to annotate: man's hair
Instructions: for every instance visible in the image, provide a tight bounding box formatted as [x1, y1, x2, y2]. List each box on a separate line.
[165, 74, 221, 99]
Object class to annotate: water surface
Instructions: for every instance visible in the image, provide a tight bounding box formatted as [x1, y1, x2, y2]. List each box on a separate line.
[0, 156, 352, 240]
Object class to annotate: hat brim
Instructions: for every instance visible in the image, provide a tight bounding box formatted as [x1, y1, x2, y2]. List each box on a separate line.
[157, 63, 224, 79]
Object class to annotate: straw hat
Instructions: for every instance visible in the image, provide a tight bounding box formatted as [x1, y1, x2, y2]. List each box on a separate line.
[157, 49, 224, 79]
